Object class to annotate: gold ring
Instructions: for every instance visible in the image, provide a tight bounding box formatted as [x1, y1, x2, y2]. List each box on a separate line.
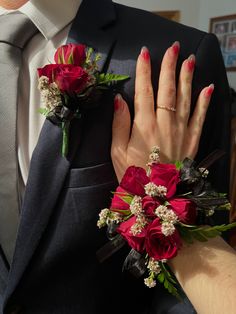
[157, 105, 176, 112]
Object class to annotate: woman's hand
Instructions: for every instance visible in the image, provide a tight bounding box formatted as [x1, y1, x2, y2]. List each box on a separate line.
[111, 42, 214, 182]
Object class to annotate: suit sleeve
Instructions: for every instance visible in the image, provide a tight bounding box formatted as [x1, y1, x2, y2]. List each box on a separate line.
[192, 33, 231, 226]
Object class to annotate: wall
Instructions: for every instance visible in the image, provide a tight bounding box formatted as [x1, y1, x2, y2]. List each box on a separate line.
[198, 0, 236, 89]
[113, 0, 200, 29]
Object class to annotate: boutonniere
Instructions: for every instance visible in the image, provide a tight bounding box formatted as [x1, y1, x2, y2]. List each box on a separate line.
[37, 43, 129, 157]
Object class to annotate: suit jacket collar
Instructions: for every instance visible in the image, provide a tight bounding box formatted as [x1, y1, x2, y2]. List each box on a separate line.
[4, 0, 116, 308]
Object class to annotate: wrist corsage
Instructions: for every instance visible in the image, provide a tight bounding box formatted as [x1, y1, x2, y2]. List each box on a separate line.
[37, 43, 129, 157]
[97, 147, 235, 298]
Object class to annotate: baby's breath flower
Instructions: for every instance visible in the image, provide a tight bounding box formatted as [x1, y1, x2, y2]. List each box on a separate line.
[144, 277, 156, 288]
[155, 205, 168, 218]
[38, 79, 61, 110]
[144, 182, 159, 197]
[199, 167, 209, 178]
[147, 258, 161, 274]
[38, 76, 49, 90]
[147, 146, 160, 165]
[130, 223, 142, 235]
[130, 195, 143, 216]
[206, 209, 215, 217]
[130, 215, 147, 235]
[161, 222, 176, 236]
[155, 205, 178, 224]
[97, 208, 110, 228]
[156, 185, 167, 198]
[108, 212, 123, 224]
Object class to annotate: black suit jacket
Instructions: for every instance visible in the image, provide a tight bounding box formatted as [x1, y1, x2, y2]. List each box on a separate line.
[1, 0, 231, 313]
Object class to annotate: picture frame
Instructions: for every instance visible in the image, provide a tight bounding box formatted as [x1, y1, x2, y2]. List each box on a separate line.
[210, 14, 236, 71]
[153, 11, 180, 23]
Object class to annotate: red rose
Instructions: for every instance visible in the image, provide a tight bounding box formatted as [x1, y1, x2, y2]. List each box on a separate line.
[169, 198, 197, 224]
[38, 64, 89, 94]
[150, 164, 180, 199]
[54, 65, 88, 94]
[116, 216, 147, 253]
[37, 64, 59, 83]
[111, 186, 130, 211]
[54, 43, 86, 66]
[145, 218, 182, 260]
[142, 196, 161, 218]
[120, 166, 149, 196]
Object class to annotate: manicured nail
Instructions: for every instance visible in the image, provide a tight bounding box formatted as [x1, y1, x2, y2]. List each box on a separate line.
[141, 46, 150, 61]
[114, 94, 124, 111]
[187, 54, 195, 72]
[171, 41, 180, 55]
[205, 84, 214, 97]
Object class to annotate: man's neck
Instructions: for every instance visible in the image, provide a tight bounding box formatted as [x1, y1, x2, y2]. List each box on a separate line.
[0, 0, 28, 9]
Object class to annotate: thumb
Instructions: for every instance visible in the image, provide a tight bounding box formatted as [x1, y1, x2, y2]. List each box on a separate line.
[111, 94, 131, 170]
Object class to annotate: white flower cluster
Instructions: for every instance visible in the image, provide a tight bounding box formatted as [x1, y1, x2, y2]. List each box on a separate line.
[38, 76, 61, 110]
[161, 222, 176, 236]
[129, 195, 147, 235]
[155, 205, 178, 224]
[144, 277, 156, 288]
[155, 205, 178, 236]
[130, 195, 143, 215]
[144, 183, 167, 198]
[144, 182, 158, 197]
[147, 146, 160, 165]
[97, 208, 122, 228]
[199, 167, 209, 178]
[130, 215, 147, 236]
[147, 258, 161, 274]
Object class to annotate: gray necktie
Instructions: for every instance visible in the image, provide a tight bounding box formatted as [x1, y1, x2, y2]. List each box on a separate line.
[0, 12, 38, 264]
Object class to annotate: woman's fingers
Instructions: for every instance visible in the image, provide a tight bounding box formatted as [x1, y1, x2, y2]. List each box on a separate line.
[176, 54, 195, 123]
[134, 47, 154, 121]
[111, 94, 131, 179]
[185, 84, 214, 158]
[156, 41, 180, 118]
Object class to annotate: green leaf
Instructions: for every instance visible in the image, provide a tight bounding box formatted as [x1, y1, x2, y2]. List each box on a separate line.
[97, 73, 130, 85]
[38, 107, 50, 116]
[67, 52, 74, 64]
[111, 191, 134, 205]
[174, 160, 183, 170]
[120, 195, 134, 205]
[157, 272, 165, 283]
[179, 222, 236, 244]
[157, 265, 181, 299]
[85, 47, 94, 64]
[110, 208, 131, 216]
[192, 231, 208, 242]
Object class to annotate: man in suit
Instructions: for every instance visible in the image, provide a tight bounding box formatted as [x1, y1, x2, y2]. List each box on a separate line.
[0, 0, 231, 313]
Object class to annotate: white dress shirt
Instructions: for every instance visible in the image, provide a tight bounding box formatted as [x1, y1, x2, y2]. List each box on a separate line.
[0, 0, 82, 185]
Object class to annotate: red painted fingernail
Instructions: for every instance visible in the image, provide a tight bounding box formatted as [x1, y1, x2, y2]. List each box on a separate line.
[171, 41, 180, 55]
[205, 84, 214, 97]
[187, 54, 195, 72]
[141, 46, 150, 61]
[114, 94, 123, 111]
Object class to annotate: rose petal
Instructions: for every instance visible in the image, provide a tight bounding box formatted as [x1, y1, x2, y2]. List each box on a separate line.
[117, 217, 147, 253]
[120, 166, 149, 196]
[169, 198, 197, 224]
[150, 163, 180, 199]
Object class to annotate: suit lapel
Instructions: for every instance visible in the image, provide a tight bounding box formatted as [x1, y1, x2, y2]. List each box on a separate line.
[4, 0, 116, 306]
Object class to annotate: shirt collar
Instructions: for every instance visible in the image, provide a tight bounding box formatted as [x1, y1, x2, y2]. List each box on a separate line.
[0, 7, 11, 15]
[0, 0, 82, 40]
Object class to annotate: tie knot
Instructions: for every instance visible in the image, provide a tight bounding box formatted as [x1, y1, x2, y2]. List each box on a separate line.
[0, 12, 38, 49]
